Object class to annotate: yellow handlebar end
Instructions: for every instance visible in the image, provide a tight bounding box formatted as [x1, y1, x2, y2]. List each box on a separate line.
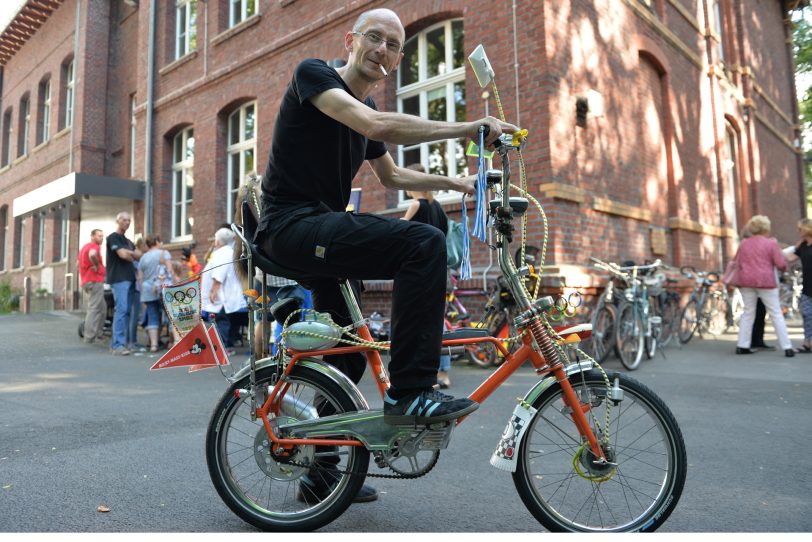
[512, 129, 529, 147]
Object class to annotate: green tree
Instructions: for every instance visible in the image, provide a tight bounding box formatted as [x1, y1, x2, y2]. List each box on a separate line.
[792, 8, 812, 206]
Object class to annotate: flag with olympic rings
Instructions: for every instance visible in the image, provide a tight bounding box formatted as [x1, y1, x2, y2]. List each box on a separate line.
[161, 276, 201, 337]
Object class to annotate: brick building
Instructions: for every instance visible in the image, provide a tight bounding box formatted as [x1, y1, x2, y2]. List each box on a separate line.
[0, 0, 806, 315]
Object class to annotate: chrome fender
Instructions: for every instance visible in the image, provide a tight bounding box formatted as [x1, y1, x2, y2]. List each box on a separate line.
[521, 360, 596, 406]
[230, 356, 370, 412]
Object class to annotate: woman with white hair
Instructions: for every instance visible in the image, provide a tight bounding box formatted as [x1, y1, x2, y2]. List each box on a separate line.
[201, 227, 247, 353]
[734, 215, 795, 357]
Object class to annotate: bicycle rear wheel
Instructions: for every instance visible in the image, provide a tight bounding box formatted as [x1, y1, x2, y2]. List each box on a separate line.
[704, 292, 729, 336]
[616, 302, 643, 370]
[513, 369, 687, 532]
[658, 296, 680, 348]
[589, 303, 616, 363]
[678, 299, 699, 344]
[206, 364, 370, 531]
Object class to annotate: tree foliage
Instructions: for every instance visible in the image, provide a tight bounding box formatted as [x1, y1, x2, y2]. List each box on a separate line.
[792, 9, 812, 203]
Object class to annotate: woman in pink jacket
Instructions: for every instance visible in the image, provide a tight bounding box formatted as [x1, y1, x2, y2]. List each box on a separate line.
[735, 215, 795, 357]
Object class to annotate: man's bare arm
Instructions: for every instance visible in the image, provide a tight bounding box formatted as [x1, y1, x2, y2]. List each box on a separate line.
[369, 152, 475, 194]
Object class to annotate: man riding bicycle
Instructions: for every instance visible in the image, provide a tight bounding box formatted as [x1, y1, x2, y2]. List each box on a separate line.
[256, 8, 517, 430]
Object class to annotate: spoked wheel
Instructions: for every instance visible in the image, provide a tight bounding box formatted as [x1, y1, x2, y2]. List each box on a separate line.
[615, 302, 643, 370]
[589, 303, 616, 363]
[704, 293, 729, 336]
[658, 297, 680, 348]
[513, 369, 687, 532]
[645, 312, 660, 359]
[206, 365, 370, 531]
[464, 341, 497, 367]
[678, 299, 699, 344]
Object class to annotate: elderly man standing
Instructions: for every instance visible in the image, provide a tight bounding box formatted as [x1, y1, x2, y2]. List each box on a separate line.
[78, 229, 106, 344]
[106, 212, 141, 356]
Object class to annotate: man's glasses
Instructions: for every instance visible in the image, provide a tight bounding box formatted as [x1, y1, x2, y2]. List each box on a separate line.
[353, 32, 403, 54]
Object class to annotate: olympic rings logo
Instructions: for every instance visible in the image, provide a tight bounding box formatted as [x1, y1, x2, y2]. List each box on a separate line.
[546, 292, 582, 321]
[164, 287, 198, 305]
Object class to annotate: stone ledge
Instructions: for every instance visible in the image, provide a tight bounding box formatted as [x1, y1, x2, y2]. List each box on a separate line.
[159, 50, 198, 76]
[538, 182, 586, 203]
[211, 14, 262, 47]
[667, 216, 736, 238]
[592, 197, 652, 222]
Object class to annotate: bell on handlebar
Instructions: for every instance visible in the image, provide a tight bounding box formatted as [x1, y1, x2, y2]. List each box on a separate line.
[486, 169, 502, 185]
[489, 197, 529, 216]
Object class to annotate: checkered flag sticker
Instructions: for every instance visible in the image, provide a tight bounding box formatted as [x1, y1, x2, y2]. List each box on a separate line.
[490, 400, 538, 472]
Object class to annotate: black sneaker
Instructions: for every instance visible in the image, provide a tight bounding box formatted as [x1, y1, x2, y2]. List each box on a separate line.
[296, 470, 378, 504]
[383, 389, 479, 425]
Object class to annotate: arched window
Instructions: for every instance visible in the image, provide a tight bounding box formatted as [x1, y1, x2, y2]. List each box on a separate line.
[226, 102, 256, 222]
[37, 76, 51, 145]
[0, 205, 7, 271]
[172, 127, 195, 239]
[62, 58, 75, 130]
[1, 108, 12, 167]
[396, 19, 466, 202]
[722, 120, 741, 235]
[18, 94, 30, 157]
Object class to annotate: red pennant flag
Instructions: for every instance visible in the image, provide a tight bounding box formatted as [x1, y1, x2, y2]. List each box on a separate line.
[150, 322, 217, 370]
[187, 324, 231, 372]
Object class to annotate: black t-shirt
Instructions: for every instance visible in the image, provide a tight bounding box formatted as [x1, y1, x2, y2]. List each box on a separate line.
[259, 59, 388, 235]
[795, 240, 812, 297]
[412, 198, 448, 236]
[106, 232, 136, 284]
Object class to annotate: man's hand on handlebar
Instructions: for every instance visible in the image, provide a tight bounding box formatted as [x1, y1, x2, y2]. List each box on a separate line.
[471, 116, 520, 148]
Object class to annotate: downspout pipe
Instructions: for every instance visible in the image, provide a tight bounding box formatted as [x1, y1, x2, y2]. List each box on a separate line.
[68, 0, 81, 172]
[143, 0, 157, 234]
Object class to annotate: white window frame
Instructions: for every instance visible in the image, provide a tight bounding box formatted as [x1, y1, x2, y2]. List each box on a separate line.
[129, 95, 137, 177]
[172, 128, 194, 240]
[226, 102, 257, 223]
[0, 207, 7, 271]
[65, 60, 75, 129]
[396, 19, 467, 206]
[40, 79, 51, 143]
[35, 213, 45, 264]
[175, 0, 197, 59]
[20, 96, 30, 157]
[229, 0, 256, 28]
[59, 206, 68, 261]
[16, 217, 25, 269]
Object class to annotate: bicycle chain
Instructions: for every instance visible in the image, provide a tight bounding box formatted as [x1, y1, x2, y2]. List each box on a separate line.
[279, 451, 439, 480]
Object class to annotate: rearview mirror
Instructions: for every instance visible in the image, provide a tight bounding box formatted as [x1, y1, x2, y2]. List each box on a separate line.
[468, 45, 494, 88]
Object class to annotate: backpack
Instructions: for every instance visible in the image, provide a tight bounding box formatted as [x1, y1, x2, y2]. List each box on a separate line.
[446, 219, 465, 270]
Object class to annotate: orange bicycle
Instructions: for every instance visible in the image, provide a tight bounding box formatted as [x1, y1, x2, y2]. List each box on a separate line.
[203, 126, 686, 532]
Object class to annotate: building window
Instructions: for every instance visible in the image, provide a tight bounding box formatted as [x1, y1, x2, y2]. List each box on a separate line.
[397, 19, 467, 202]
[0, 205, 7, 271]
[172, 128, 195, 239]
[64, 59, 75, 129]
[130, 95, 137, 177]
[1, 109, 11, 167]
[55, 206, 68, 262]
[18, 95, 30, 157]
[226, 102, 256, 222]
[33, 213, 45, 265]
[229, 0, 256, 27]
[37, 78, 51, 145]
[176, 0, 197, 59]
[14, 217, 25, 268]
[712, 0, 725, 65]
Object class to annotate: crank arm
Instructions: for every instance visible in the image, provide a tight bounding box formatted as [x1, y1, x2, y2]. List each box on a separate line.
[277, 410, 416, 451]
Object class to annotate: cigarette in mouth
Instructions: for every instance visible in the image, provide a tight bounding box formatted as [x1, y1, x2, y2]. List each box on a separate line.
[380, 64, 388, 76]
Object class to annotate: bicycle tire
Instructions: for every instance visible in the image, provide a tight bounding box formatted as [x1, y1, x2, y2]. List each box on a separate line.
[206, 364, 370, 531]
[464, 341, 498, 367]
[658, 296, 680, 348]
[677, 299, 699, 344]
[644, 318, 659, 359]
[615, 302, 643, 370]
[589, 303, 616, 363]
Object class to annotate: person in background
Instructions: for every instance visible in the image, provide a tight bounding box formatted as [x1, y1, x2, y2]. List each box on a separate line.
[401, 163, 452, 388]
[201, 228, 247, 354]
[734, 215, 795, 357]
[181, 247, 202, 277]
[128, 236, 147, 352]
[740, 227, 772, 351]
[783, 218, 812, 354]
[78, 229, 106, 344]
[106, 212, 141, 356]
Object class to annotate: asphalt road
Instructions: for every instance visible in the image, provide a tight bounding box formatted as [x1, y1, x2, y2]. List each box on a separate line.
[1, 311, 811, 532]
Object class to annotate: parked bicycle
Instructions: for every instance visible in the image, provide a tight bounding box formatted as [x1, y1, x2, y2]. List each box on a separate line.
[677, 266, 731, 344]
[779, 265, 803, 323]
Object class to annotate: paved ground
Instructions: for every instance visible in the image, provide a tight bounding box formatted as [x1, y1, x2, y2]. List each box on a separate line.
[1, 310, 811, 533]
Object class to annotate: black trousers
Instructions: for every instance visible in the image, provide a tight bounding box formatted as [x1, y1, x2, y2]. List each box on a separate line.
[259, 211, 446, 392]
[751, 298, 766, 346]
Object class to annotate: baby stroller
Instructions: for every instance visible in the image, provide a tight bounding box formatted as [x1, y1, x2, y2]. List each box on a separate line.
[78, 284, 114, 339]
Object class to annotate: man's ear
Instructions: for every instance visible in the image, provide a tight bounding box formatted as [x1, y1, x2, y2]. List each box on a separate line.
[344, 31, 354, 52]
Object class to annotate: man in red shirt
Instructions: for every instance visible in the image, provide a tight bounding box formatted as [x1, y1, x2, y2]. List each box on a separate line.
[79, 229, 107, 343]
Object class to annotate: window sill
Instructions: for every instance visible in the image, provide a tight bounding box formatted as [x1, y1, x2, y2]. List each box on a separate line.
[167, 236, 194, 247]
[54, 126, 71, 140]
[212, 14, 262, 47]
[159, 50, 198, 76]
[0, 164, 10, 175]
[32, 139, 50, 154]
[279, 0, 297, 6]
[12, 154, 28, 166]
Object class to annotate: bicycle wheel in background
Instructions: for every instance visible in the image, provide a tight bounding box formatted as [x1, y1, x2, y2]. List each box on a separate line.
[704, 292, 729, 336]
[645, 310, 661, 359]
[206, 364, 370, 532]
[678, 298, 699, 344]
[513, 369, 687, 532]
[729, 288, 744, 329]
[465, 341, 498, 367]
[615, 302, 643, 370]
[589, 302, 616, 363]
[658, 295, 680, 348]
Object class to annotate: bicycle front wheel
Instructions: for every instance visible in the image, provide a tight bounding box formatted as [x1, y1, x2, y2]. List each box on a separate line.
[658, 296, 680, 348]
[616, 302, 643, 370]
[206, 364, 370, 531]
[589, 303, 616, 363]
[513, 369, 687, 532]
